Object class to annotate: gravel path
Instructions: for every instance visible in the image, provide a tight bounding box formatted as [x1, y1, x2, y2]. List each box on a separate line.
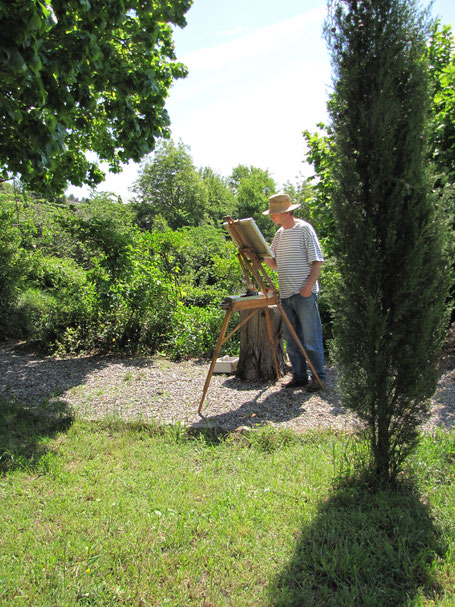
[1, 340, 454, 433]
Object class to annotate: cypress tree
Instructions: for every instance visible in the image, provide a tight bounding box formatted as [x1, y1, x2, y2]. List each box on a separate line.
[325, 0, 451, 483]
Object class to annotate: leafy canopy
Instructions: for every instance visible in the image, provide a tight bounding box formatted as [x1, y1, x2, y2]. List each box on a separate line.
[229, 165, 277, 240]
[0, 0, 192, 195]
[133, 140, 242, 230]
[132, 140, 210, 229]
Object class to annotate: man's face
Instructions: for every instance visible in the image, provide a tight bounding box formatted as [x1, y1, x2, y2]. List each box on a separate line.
[269, 212, 288, 226]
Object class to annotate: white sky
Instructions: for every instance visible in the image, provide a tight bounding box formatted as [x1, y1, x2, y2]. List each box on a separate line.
[67, 0, 455, 201]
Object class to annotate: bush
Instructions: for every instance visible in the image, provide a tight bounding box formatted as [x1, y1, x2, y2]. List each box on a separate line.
[14, 255, 94, 352]
[0, 208, 26, 337]
[1, 187, 248, 358]
[167, 303, 227, 360]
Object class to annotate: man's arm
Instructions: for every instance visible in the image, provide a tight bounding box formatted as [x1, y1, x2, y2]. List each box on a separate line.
[263, 256, 277, 271]
[299, 261, 323, 297]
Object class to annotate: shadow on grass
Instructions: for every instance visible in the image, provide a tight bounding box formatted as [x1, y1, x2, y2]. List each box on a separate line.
[268, 478, 446, 607]
[0, 397, 74, 474]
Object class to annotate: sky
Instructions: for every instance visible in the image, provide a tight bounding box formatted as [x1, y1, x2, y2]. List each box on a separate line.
[67, 0, 455, 201]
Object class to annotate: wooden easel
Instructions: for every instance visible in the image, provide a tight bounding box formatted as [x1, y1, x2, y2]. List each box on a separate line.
[198, 217, 324, 414]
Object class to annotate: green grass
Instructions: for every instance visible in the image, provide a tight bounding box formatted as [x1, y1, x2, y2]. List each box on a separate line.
[1, 397, 455, 606]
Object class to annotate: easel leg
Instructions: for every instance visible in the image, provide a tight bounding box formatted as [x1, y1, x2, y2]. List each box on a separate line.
[198, 310, 232, 414]
[278, 304, 324, 389]
[264, 307, 280, 381]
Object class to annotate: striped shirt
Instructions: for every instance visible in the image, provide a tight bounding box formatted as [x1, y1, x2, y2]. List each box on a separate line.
[271, 219, 324, 299]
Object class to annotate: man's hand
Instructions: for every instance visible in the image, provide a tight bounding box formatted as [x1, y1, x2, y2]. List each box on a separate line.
[299, 284, 313, 298]
[299, 261, 323, 297]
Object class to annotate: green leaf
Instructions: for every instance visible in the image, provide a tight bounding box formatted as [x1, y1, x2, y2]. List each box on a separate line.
[6, 48, 26, 71]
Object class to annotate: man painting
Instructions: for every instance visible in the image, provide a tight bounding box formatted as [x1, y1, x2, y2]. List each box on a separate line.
[263, 192, 325, 391]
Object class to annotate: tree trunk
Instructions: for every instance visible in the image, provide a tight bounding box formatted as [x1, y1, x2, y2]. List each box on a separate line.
[236, 305, 288, 380]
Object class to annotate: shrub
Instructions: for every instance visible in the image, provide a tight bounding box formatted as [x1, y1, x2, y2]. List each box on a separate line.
[0, 208, 26, 337]
[167, 303, 228, 360]
[16, 255, 94, 352]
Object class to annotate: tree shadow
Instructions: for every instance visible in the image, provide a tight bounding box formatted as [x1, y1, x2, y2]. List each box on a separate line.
[0, 397, 74, 474]
[0, 342, 111, 406]
[268, 478, 446, 606]
[0, 341, 170, 473]
[0, 340, 154, 408]
[0, 340, 123, 474]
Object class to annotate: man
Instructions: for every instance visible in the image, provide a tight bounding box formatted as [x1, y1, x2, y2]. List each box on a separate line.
[263, 192, 325, 391]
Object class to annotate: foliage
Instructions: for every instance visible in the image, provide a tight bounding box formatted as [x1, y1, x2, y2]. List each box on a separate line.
[428, 21, 455, 184]
[49, 214, 180, 355]
[282, 179, 313, 221]
[229, 164, 277, 240]
[132, 140, 210, 230]
[303, 20, 455, 255]
[325, 0, 451, 483]
[0, 188, 26, 336]
[302, 124, 337, 256]
[199, 166, 237, 224]
[148, 224, 242, 302]
[0, 0, 192, 195]
[0, 185, 245, 358]
[303, 20, 455, 346]
[178, 226, 243, 300]
[148, 225, 243, 358]
[19, 248, 94, 349]
[167, 301, 227, 359]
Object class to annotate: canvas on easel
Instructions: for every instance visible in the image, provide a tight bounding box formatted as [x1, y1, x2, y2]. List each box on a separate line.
[222, 217, 274, 259]
[222, 217, 276, 298]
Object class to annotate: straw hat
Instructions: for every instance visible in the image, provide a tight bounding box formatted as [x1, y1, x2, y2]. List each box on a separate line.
[262, 192, 301, 215]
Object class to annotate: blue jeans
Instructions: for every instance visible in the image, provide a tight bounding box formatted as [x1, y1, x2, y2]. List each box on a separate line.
[280, 292, 325, 382]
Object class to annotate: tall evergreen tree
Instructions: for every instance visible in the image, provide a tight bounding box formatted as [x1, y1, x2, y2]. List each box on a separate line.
[325, 0, 450, 483]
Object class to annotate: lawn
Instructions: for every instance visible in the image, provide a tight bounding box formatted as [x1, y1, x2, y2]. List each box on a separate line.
[1, 397, 455, 606]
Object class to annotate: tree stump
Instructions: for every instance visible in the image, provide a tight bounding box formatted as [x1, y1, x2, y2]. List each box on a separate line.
[236, 305, 288, 380]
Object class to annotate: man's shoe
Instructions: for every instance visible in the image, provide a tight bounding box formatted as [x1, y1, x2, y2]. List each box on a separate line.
[283, 376, 308, 389]
[306, 379, 323, 393]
